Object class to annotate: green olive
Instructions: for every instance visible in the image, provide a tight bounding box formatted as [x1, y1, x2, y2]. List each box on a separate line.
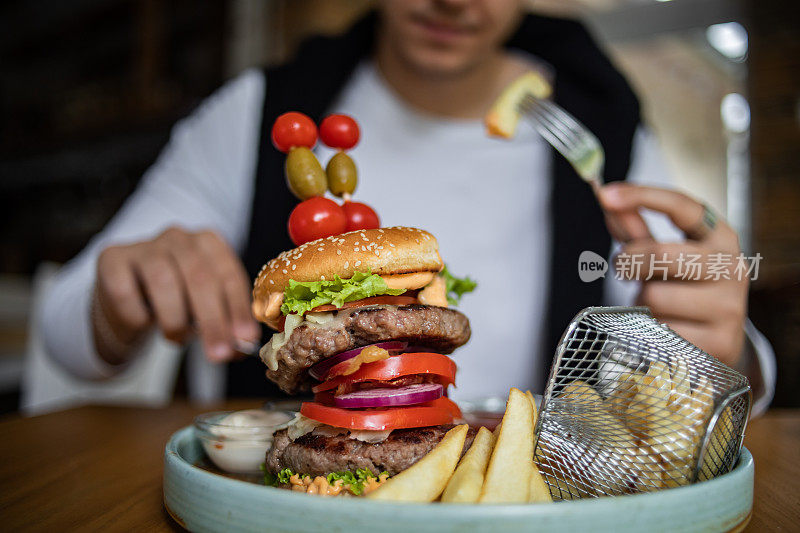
[285, 147, 327, 200]
[326, 151, 358, 197]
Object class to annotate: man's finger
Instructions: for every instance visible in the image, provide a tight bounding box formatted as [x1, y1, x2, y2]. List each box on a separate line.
[652, 317, 744, 368]
[599, 183, 711, 240]
[132, 252, 189, 343]
[96, 245, 151, 335]
[166, 242, 233, 362]
[614, 241, 741, 281]
[196, 231, 260, 345]
[604, 210, 651, 243]
[637, 281, 730, 323]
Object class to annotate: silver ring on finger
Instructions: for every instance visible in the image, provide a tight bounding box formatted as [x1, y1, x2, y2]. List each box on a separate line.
[686, 203, 718, 241]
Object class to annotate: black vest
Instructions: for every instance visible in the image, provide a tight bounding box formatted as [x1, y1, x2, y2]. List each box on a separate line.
[229, 12, 640, 397]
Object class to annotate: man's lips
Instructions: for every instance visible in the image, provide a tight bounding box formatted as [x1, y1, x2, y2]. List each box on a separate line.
[411, 14, 477, 43]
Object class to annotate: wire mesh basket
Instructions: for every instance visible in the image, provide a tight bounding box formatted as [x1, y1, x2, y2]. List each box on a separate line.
[534, 307, 751, 500]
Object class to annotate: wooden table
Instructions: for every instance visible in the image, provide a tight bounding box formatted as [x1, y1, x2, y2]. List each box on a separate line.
[0, 403, 797, 531]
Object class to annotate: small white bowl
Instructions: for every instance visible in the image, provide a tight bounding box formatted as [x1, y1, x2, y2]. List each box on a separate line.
[194, 409, 294, 474]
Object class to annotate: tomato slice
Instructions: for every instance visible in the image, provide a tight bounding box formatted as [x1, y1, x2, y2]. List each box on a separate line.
[312, 353, 457, 393]
[309, 294, 418, 313]
[300, 397, 462, 431]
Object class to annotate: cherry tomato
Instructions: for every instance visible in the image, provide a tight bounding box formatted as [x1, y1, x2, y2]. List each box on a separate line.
[271, 112, 317, 153]
[300, 397, 460, 431]
[342, 201, 380, 232]
[312, 353, 457, 393]
[287, 197, 346, 246]
[319, 114, 360, 150]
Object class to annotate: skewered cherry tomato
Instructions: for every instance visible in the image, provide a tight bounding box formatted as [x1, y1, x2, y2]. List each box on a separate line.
[319, 114, 360, 150]
[272, 112, 317, 153]
[342, 201, 379, 232]
[287, 197, 347, 246]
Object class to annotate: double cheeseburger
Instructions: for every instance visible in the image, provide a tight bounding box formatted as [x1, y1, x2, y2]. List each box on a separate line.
[252, 227, 475, 495]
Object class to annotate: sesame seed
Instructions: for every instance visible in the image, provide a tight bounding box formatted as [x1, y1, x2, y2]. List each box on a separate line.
[282, 269, 287, 274]
[344, 261, 349, 268]
[361, 246, 366, 251]
[355, 260, 361, 267]
[269, 280, 274, 285]
[321, 275, 325, 280]
[336, 250, 342, 255]
[292, 264, 296, 270]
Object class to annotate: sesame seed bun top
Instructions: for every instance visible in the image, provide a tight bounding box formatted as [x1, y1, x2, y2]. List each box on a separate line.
[252, 227, 443, 305]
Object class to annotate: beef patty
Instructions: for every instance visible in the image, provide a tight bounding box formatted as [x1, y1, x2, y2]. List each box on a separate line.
[262, 305, 471, 393]
[266, 424, 477, 477]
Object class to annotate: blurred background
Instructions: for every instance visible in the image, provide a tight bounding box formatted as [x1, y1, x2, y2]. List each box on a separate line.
[1, 0, 797, 414]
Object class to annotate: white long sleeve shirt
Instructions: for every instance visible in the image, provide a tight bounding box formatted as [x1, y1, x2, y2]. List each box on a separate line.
[40, 62, 775, 411]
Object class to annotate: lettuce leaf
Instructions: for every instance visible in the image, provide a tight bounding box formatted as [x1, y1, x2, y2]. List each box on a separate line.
[271, 466, 389, 495]
[261, 463, 277, 486]
[441, 266, 477, 305]
[280, 271, 405, 316]
[276, 468, 294, 485]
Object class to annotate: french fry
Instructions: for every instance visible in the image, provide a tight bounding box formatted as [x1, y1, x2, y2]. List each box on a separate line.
[558, 380, 663, 493]
[367, 424, 468, 502]
[668, 357, 692, 409]
[606, 370, 641, 413]
[627, 361, 672, 438]
[621, 441, 667, 491]
[560, 380, 598, 403]
[441, 427, 494, 503]
[699, 406, 736, 479]
[561, 381, 635, 444]
[525, 390, 539, 430]
[524, 389, 552, 503]
[652, 381, 701, 489]
[479, 388, 534, 503]
[528, 462, 553, 503]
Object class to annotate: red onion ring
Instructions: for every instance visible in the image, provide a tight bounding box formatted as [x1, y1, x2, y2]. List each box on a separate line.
[332, 383, 443, 409]
[307, 341, 408, 381]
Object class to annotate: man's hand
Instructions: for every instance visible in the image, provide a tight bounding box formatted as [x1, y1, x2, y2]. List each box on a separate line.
[599, 183, 748, 368]
[93, 227, 260, 365]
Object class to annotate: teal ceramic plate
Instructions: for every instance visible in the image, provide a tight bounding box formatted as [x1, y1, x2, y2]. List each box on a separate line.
[164, 426, 753, 533]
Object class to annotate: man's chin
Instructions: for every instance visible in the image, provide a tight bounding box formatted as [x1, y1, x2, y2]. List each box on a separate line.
[400, 46, 486, 79]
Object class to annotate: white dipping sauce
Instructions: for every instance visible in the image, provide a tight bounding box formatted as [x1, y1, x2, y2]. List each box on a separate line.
[201, 409, 293, 474]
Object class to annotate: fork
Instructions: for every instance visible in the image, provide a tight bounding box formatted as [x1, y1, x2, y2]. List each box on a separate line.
[519, 95, 605, 194]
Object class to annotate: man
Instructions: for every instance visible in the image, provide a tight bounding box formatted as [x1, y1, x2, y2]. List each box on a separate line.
[40, 1, 773, 407]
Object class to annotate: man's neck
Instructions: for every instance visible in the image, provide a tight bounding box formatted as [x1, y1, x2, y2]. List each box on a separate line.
[375, 41, 530, 120]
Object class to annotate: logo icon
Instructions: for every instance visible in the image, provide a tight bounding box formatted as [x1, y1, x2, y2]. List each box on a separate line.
[578, 251, 608, 282]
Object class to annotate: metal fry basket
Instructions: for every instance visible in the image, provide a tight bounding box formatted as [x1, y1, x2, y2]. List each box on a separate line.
[534, 307, 751, 500]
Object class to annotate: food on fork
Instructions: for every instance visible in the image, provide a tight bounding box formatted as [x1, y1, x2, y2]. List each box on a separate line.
[485, 71, 552, 139]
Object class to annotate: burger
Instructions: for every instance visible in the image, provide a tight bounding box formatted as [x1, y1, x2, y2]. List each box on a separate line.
[252, 226, 476, 495]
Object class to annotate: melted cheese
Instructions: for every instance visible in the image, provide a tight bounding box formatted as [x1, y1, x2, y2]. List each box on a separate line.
[286, 415, 392, 443]
[381, 272, 436, 290]
[261, 314, 302, 371]
[418, 275, 448, 307]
